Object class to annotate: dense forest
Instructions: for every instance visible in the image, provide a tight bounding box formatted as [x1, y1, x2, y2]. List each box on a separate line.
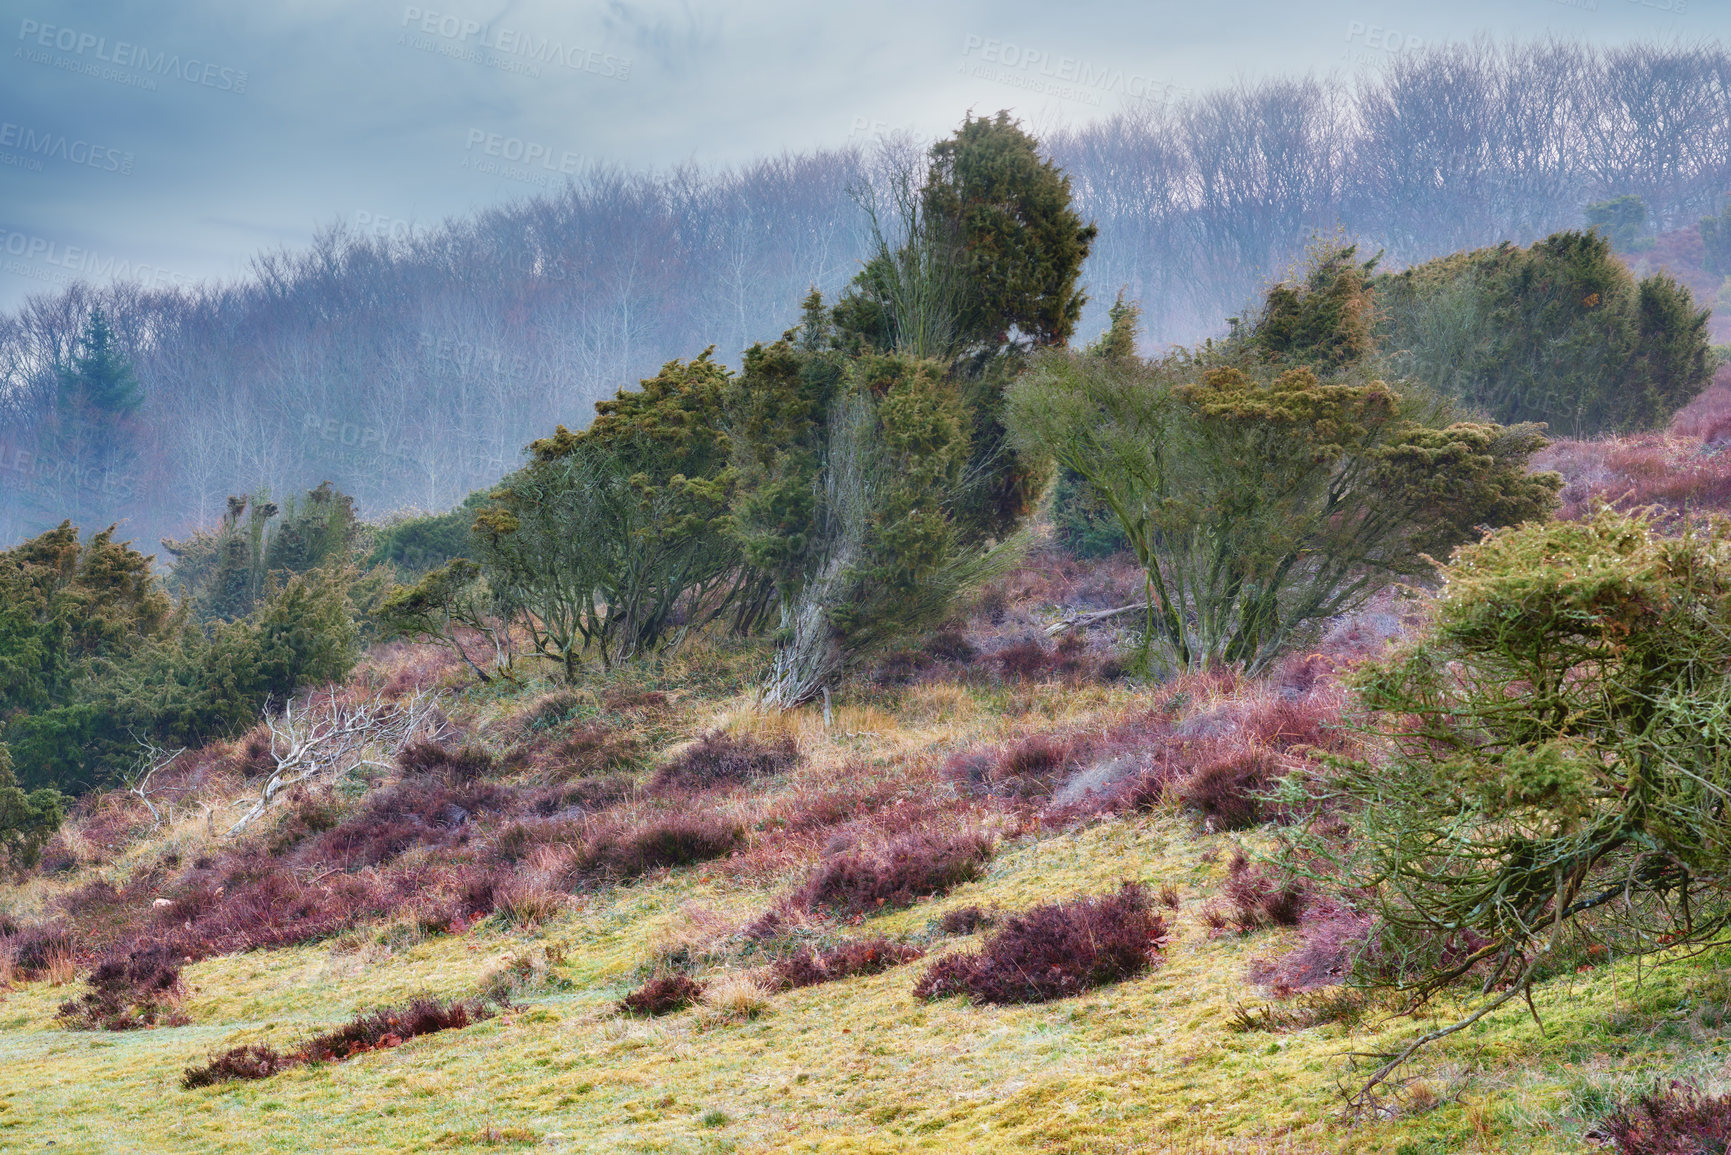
[3, 39, 1730, 549]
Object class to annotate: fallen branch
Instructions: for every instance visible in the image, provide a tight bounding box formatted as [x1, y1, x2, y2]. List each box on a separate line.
[1044, 603, 1142, 636]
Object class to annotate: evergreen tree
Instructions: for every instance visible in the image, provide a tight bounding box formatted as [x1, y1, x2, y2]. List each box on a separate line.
[39, 308, 143, 526]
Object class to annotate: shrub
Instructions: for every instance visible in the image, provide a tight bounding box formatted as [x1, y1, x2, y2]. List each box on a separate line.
[551, 723, 640, 778]
[939, 906, 996, 935]
[1250, 906, 1375, 994]
[619, 973, 705, 1016]
[181, 1044, 294, 1089]
[796, 829, 995, 917]
[767, 938, 925, 990]
[1376, 230, 1712, 435]
[1222, 853, 1307, 931]
[651, 732, 797, 792]
[56, 943, 188, 1030]
[578, 814, 744, 880]
[1305, 505, 1731, 1089]
[300, 997, 491, 1063]
[474, 354, 743, 679]
[6, 922, 75, 980]
[1179, 746, 1279, 831]
[1601, 1083, 1731, 1155]
[182, 997, 492, 1088]
[992, 733, 1079, 798]
[914, 883, 1166, 1004]
[396, 740, 495, 782]
[1008, 327, 1559, 674]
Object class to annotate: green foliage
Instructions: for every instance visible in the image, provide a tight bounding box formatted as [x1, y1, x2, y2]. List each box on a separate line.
[57, 308, 141, 417]
[0, 522, 360, 792]
[164, 483, 361, 622]
[726, 304, 847, 604]
[1051, 466, 1129, 559]
[476, 353, 747, 677]
[366, 491, 487, 578]
[832, 115, 1094, 546]
[1008, 336, 1559, 672]
[1376, 230, 1713, 435]
[759, 352, 1011, 705]
[0, 522, 170, 719]
[1584, 194, 1651, 253]
[1309, 506, 1731, 1015]
[376, 558, 509, 682]
[1244, 244, 1378, 373]
[920, 111, 1098, 354]
[1048, 294, 1141, 560]
[0, 743, 64, 871]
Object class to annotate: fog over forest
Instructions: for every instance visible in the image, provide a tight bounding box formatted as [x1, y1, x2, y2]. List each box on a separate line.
[3, 37, 1728, 549]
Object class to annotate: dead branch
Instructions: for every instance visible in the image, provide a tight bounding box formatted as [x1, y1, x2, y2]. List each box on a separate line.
[226, 687, 447, 837]
[1044, 603, 1143, 636]
[125, 745, 186, 831]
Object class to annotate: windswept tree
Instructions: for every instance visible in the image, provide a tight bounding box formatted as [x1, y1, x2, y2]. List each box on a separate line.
[474, 352, 750, 677]
[736, 115, 1094, 705]
[1010, 252, 1560, 673]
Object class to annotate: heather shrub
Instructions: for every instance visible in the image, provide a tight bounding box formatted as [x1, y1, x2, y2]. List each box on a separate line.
[551, 723, 641, 778]
[7, 923, 76, 979]
[767, 938, 924, 991]
[577, 814, 744, 880]
[1222, 853, 1307, 931]
[992, 734, 1078, 798]
[56, 943, 188, 1030]
[396, 740, 495, 782]
[651, 731, 798, 793]
[795, 829, 995, 917]
[1179, 746, 1279, 831]
[1601, 1083, 1731, 1155]
[915, 883, 1167, 1004]
[1250, 906, 1375, 994]
[181, 1044, 293, 1089]
[300, 997, 491, 1063]
[939, 905, 996, 935]
[182, 996, 491, 1088]
[620, 973, 705, 1016]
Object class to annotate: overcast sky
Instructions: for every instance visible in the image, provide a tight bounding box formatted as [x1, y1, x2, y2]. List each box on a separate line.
[0, 0, 1710, 311]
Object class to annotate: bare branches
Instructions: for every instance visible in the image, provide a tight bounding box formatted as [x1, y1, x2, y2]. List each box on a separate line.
[124, 744, 185, 832]
[226, 688, 447, 837]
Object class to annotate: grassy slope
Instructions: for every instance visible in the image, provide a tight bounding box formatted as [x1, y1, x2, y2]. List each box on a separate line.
[3, 661, 1730, 1154]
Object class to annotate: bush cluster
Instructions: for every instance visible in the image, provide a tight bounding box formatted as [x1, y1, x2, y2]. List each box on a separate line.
[767, 938, 925, 991]
[915, 883, 1166, 1004]
[795, 829, 995, 917]
[181, 997, 491, 1089]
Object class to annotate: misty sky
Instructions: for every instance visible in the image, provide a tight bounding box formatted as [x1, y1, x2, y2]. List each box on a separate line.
[0, 0, 1709, 311]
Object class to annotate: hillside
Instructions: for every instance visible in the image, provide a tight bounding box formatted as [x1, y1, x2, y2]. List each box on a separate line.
[4, 523, 1731, 1154]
